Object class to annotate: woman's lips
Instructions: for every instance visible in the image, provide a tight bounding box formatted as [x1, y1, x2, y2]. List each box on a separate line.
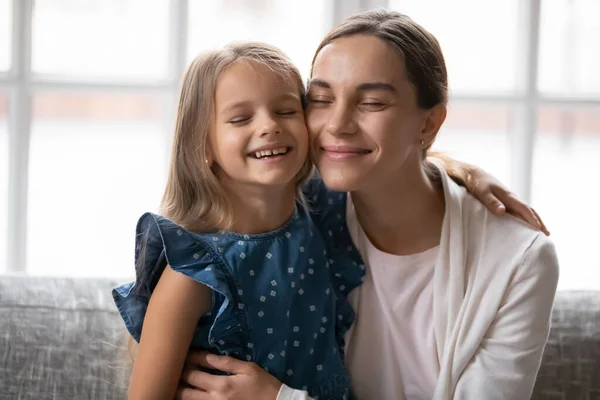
[320, 145, 372, 161]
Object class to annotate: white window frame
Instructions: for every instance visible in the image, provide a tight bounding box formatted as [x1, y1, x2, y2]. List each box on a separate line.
[2, 0, 599, 274]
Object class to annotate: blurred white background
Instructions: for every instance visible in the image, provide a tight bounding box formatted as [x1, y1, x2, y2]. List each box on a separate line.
[0, 0, 598, 289]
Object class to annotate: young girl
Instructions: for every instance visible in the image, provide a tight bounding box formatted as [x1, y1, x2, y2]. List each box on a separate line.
[112, 42, 365, 400]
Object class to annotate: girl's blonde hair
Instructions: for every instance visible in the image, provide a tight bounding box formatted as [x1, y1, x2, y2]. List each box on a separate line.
[126, 43, 314, 364]
[161, 41, 314, 232]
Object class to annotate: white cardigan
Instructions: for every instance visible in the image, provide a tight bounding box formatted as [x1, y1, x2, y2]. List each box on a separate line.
[278, 167, 559, 400]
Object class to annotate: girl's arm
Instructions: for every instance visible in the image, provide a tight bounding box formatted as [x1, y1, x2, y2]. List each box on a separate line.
[129, 265, 212, 400]
[429, 151, 549, 235]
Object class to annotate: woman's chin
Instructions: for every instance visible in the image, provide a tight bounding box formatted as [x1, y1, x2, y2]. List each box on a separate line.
[318, 169, 365, 193]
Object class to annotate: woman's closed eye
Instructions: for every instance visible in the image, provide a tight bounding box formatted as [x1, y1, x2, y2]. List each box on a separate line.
[360, 101, 386, 111]
[306, 97, 332, 107]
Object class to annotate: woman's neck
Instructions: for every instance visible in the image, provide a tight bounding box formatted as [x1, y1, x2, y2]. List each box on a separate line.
[224, 182, 297, 235]
[351, 163, 445, 256]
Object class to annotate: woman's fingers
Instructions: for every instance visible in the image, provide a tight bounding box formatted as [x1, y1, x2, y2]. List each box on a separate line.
[187, 352, 252, 375]
[175, 386, 210, 400]
[179, 365, 215, 391]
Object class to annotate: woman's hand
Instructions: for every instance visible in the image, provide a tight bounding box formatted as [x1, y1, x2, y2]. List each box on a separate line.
[175, 351, 282, 400]
[466, 166, 550, 236]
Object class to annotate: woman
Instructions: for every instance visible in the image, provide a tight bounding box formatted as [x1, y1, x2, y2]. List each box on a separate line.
[174, 10, 558, 400]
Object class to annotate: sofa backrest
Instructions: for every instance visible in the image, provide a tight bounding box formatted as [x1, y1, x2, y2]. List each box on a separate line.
[1, 276, 599, 400]
[0, 276, 128, 400]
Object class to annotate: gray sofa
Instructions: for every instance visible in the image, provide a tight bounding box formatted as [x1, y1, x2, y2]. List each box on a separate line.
[1, 276, 599, 400]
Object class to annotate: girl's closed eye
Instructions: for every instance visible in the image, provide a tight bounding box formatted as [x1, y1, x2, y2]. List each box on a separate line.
[229, 116, 252, 125]
[276, 109, 298, 116]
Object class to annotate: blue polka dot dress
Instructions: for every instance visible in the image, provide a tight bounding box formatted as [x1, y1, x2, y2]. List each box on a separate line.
[113, 182, 364, 400]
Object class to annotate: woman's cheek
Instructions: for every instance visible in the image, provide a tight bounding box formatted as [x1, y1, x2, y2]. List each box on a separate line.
[305, 108, 326, 136]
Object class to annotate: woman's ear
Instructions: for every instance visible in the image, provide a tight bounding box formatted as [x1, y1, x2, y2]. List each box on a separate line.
[419, 103, 447, 149]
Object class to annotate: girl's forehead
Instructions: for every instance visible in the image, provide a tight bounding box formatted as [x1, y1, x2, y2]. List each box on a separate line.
[215, 61, 301, 105]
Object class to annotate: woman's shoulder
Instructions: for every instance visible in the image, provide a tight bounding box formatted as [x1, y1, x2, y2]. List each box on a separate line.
[460, 195, 558, 282]
[464, 194, 544, 247]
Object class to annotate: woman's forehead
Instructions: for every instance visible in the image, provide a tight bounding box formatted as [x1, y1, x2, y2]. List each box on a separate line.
[312, 35, 408, 86]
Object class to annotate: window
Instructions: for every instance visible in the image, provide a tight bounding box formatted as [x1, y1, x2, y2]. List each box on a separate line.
[389, 0, 520, 93]
[532, 107, 600, 289]
[2, 0, 598, 286]
[0, 94, 7, 272]
[0, 0, 10, 71]
[433, 104, 513, 185]
[27, 92, 168, 277]
[539, 0, 600, 94]
[4, 0, 335, 278]
[32, 0, 170, 80]
[187, 0, 328, 79]
[389, 0, 600, 289]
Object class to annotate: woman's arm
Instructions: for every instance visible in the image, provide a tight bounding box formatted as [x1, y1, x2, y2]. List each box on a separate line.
[129, 265, 212, 400]
[454, 235, 559, 399]
[175, 352, 287, 400]
[429, 151, 549, 236]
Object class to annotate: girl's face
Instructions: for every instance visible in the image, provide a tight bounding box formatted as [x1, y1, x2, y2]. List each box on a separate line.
[210, 61, 308, 190]
[306, 34, 444, 193]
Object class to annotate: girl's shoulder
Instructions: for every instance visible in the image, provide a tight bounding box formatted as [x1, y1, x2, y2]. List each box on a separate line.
[303, 175, 348, 227]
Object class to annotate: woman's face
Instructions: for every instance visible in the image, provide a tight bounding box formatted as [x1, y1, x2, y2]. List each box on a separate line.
[306, 34, 440, 192]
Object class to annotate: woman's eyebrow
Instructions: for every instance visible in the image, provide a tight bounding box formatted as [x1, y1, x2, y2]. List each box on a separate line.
[307, 78, 331, 89]
[308, 79, 397, 93]
[356, 82, 397, 93]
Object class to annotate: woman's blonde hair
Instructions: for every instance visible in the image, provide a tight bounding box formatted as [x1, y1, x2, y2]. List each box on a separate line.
[161, 41, 314, 232]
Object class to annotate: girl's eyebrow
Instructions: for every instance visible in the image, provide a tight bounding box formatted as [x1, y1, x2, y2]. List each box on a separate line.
[221, 93, 301, 113]
[220, 101, 251, 114]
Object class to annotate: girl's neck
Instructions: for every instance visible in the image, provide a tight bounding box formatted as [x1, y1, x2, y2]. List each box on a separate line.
[351, 162, 445, 256]
[224, 182, 297, 235]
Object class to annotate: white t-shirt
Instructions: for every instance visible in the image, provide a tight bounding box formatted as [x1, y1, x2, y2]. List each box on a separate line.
[345, 197, 440, 400]
[278, 164, 558, 400]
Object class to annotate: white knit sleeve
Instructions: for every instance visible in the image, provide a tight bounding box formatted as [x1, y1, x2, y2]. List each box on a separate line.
[276, 384, 314, 400]
[453, 234, 559, 399]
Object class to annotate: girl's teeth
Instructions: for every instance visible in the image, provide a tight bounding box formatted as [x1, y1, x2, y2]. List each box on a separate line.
[254, 147, 289, 158]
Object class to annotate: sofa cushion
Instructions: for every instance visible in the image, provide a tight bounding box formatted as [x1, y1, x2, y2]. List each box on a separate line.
[532, 291, 600, 400]
[0, 276, 128, 400]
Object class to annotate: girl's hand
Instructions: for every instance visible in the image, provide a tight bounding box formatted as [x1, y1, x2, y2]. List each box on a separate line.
[175, 351, 282, 400]
[466, 166, 550, 236]
[429, 151, 549, 236]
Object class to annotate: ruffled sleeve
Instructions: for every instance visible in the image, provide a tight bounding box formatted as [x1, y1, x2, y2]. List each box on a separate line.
[304, 177, 366, 353]
[112, 213, 245, 357]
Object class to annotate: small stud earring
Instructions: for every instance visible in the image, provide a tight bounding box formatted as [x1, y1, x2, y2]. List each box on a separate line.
[420, 140, 426, 146]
